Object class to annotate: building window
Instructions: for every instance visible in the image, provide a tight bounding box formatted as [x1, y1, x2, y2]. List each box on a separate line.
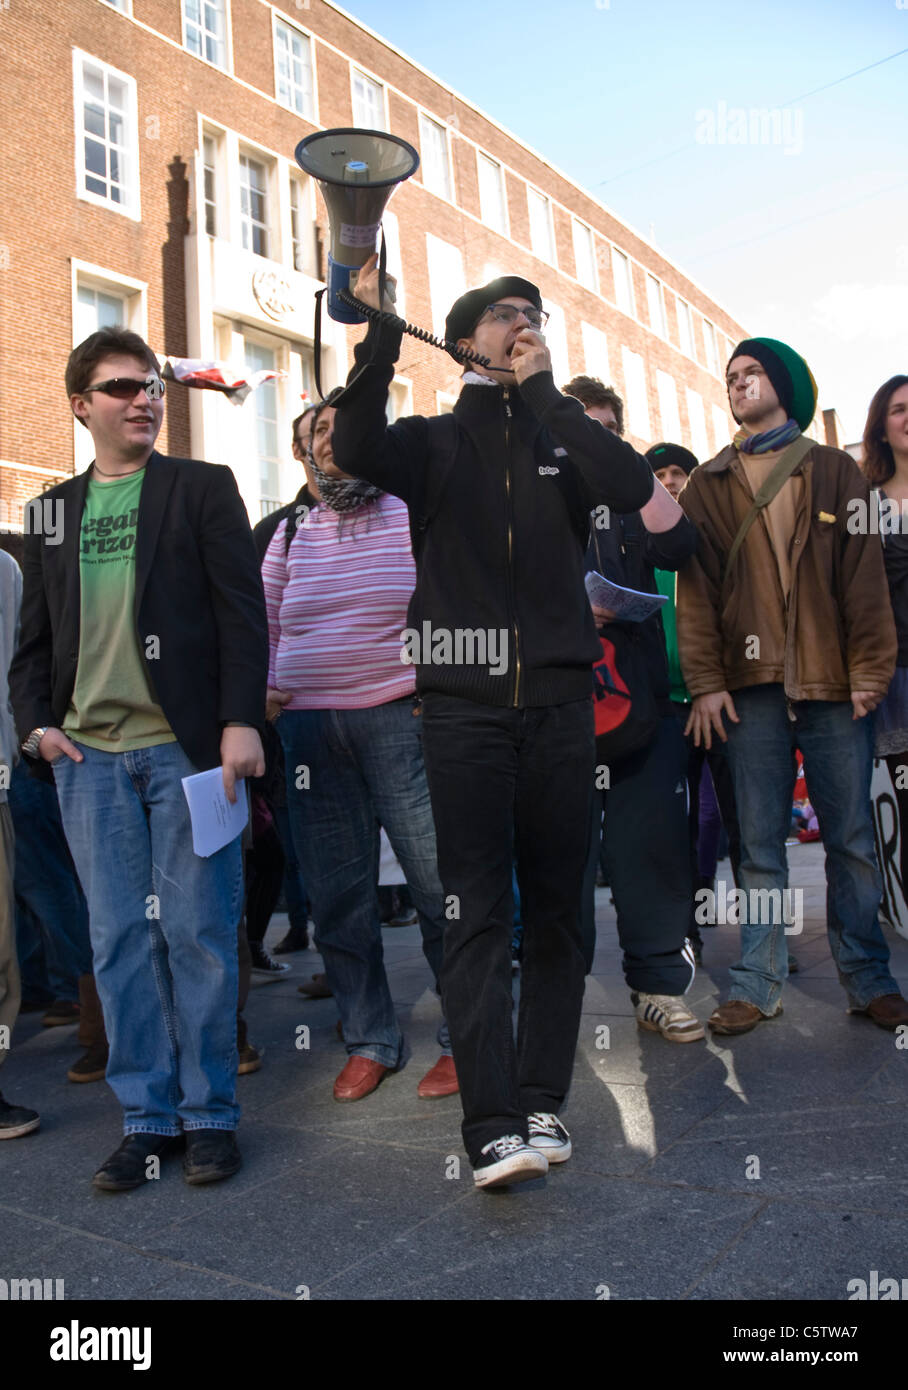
[646, 275, 667, 338]
[581, 322, 610, 384]
[73, 52, 139, 217]
[351, 69, 386, 130]
[656, 370, 681, 443]
[246, 340, 281, 516]
[274, 19, 314, 119]
[100, 0, 130, 11]
[712, 403, 732, 453]
[289, 175, 316, 275]
[419, 114, 452, 201]
[612, 248, 634, 317]
[543, 301, 570, 386]
[703, 318, 720, 376]
[387, 378, 413, 424]
[436, 391, 457, 415]
[183, 0, 228, 69]
[686, 388, 710, 460]
[723, 334, 735, 370]
[676, 297, 695, 358]
[621, 347, 650, 441]
[477, 153, 508, 235]
[426, 234, 465, 341]
[240, 153, 269, 258]
[572, 220, 597, 292]
[202, 133, 220, 236]
[380, 209, 405, 317]
[527, 187, 555, 263]
[72, 266, 146, 470]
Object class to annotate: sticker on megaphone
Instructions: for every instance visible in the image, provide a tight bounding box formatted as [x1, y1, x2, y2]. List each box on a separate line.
[340, 221, 381, 249]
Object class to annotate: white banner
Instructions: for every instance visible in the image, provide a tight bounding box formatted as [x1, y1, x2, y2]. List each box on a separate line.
[870, 757, 908, 941]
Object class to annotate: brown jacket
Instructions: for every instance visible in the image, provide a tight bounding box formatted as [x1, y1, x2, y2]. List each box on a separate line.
[677, 441, 896, 701]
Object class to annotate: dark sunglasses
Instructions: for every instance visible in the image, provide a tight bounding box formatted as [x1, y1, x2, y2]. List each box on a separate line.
[80, 376, 165, 400]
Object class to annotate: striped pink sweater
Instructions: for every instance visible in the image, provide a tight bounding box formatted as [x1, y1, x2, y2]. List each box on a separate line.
[262, 493, 417, 709]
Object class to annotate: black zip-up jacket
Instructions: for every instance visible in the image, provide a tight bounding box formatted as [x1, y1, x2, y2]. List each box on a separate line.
[332, 320, 655, 707]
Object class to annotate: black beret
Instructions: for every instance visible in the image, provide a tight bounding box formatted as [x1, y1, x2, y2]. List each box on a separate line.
[444, 276, 542, 361]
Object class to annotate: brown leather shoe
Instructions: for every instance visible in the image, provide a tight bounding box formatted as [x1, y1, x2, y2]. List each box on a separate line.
[708, 1000, 782, 1035]
[297, 973, 333, 999]
[417, 1055, 459, 1098]
[859, 993, 908, 1030]
[333, 1056, 391, 1102]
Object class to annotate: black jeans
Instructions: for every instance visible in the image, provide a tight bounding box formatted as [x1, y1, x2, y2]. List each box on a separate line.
[420, 693, 593, 1162]
[580, 714, 693, 990]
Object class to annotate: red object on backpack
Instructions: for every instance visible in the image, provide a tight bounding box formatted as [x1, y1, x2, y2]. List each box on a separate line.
[592, 634, 632, 739]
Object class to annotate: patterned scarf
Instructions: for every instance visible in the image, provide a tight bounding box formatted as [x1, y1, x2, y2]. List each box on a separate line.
[308, 450, 384, 539]
[735, 417, 802, 454]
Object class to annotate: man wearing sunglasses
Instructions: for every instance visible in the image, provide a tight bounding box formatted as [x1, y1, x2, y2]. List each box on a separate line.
[332, 266, 655, 1189]
[10, 328, 267, 1191]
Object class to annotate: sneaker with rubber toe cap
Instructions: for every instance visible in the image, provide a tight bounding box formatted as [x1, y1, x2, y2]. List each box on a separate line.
[472, 1134, 548, 1189]
[634, 992, 705, 1042]
[0, 1092, 40, 1139]
[527, 1112, 572, 1163]
[249, 941, 290, 977]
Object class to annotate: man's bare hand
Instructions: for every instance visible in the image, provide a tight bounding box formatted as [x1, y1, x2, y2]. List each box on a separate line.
[510, 328, 552, 384]
[685, 691, 739, 749]
[266, 687, 292, 723]
[350, 252, 397, 313]
[38, 728, 83, 763]
[591, 603, 617, 627]
[852, 690, 883, 720]
[220, 726, 265, 805]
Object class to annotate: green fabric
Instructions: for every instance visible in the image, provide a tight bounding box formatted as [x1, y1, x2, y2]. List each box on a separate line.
[655, 568, 689, 703]
[63, 469, 176, 752]
[733, 336, 818, 431]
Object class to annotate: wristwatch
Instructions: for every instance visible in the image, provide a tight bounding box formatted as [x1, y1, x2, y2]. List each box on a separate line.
[22, 726, 48, 758]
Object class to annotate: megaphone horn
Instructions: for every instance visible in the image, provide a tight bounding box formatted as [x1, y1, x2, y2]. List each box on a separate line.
[295, 128, 419, 324]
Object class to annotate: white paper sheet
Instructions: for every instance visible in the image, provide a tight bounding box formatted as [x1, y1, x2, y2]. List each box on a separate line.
[585, 569, 668, 624]
[181, 767, 248, 857]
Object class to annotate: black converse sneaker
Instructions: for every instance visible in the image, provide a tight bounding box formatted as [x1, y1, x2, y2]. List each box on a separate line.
[527, 1112, 572, 1163]
[472, 1134, 548, 1189]
[249, 941, 290, 977]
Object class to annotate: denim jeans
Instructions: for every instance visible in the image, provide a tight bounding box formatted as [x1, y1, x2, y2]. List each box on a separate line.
[724, 685, 899, 1015]
[9, 760, 92, 1002]
[420, 694, 593, 1163]
[278, 698, 448, 1069]
[52, 741, 244, 1136]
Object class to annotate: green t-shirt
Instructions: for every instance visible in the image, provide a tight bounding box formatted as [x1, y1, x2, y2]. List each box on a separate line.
[655, 568, 690, 704]
[63, 468, 176, 751]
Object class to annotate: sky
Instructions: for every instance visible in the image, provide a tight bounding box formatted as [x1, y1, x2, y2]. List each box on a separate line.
[338, 0, 908, 443]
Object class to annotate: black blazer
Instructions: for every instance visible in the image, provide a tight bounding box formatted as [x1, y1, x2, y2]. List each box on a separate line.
[9, 451, 268, 775]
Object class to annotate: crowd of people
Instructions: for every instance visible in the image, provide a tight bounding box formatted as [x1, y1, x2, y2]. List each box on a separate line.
[1, 256, 907, 1194]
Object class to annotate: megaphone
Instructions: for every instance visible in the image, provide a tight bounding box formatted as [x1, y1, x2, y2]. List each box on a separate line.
[295, 128, 419, 324]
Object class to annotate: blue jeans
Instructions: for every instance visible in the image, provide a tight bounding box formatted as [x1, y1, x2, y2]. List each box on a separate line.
[278, 699, 448, 1069]
[9, 760, 92, 1002]
[724, 685, 899, 1015]
[52, 741, 244, 1136]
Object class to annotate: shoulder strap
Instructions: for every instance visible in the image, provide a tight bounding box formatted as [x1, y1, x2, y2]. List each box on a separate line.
[409, 412, 459, 561]
[725, 434, 814, 575]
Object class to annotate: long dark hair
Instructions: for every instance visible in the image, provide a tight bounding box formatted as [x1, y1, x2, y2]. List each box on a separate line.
[862, 374, 908, 485]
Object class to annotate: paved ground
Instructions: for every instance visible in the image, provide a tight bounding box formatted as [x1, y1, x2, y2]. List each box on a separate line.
[2, 841, 907, 1302]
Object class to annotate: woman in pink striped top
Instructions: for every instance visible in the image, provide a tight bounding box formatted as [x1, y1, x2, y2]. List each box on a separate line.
[264, 396, 455, 1104]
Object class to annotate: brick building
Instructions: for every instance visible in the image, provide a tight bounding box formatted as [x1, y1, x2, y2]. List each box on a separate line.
[0, 0, 799, 529]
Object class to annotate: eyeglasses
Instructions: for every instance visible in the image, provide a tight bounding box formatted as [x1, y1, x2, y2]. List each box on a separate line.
[481, 303, 549, 330]
[80, 377, 165, 400]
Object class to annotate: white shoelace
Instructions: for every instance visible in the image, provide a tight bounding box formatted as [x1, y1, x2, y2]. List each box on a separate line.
[481, 1134, 528, 1158]
[527, 1113, 562, 1138]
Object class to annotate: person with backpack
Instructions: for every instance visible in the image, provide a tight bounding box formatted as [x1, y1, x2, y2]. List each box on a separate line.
[562, 380, 703, 1042]
[677, 337, 908, 1035]
[331, 265, 655, 1190]
[262, 392, 455, 1103]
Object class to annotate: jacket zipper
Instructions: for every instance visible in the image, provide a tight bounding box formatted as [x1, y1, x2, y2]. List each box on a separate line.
[503, 387, 522, 706]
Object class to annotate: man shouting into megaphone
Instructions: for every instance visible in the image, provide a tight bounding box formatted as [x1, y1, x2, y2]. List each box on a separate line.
[332, 255, 655, 1190]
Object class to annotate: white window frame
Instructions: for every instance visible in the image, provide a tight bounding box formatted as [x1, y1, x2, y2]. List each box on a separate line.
[572, 219, 598, 293]
[387, 376, 413, 425]
[621, 346, 651, 442]
[685, 387, 710, 461]
[656, 370, 682, 443]
[201, 128, 225, 238]
[181, 0, 231, 72]
[611, 247, 635, 318]
[676, 296, 695, 359]
[243, 331, 285, 518]
[418, 112, 453, 203]
[273, 13, 316, 122]
[350, 65, 388, 131]
[73, 49, 141, 221]
[239, 148, 272, 260]
[100, 0, 132, 13]
[476, 151, 508, 237]
[646, 274, 667, 339]
[581, 322, 610, 384]
[288, 171, 316, 276]
[527, 185, 556, 265]
[425, 233, 465, 341]
[703, 318, 720, 377]
[435, 390, 458, 415]
[711, 402, 732, 453]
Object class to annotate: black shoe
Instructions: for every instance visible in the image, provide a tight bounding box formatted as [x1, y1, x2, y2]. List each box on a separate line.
[273, 923, 310, 954]
[67, 1040, 109, 1083]
[93, 1133, 180, 1191]
[183, 1129, 242, 1185]
[787, 951, 800, 974]
[0, 1091, 40, 1139]
[248, 940, 290, 976]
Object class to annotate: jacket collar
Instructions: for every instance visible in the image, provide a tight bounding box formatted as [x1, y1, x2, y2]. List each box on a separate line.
[702, 438, 815, 475]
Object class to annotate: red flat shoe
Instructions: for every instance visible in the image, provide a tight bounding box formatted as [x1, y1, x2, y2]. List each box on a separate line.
[333, 1056, 391, 1102]
[417, 1055, 459, 1098]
